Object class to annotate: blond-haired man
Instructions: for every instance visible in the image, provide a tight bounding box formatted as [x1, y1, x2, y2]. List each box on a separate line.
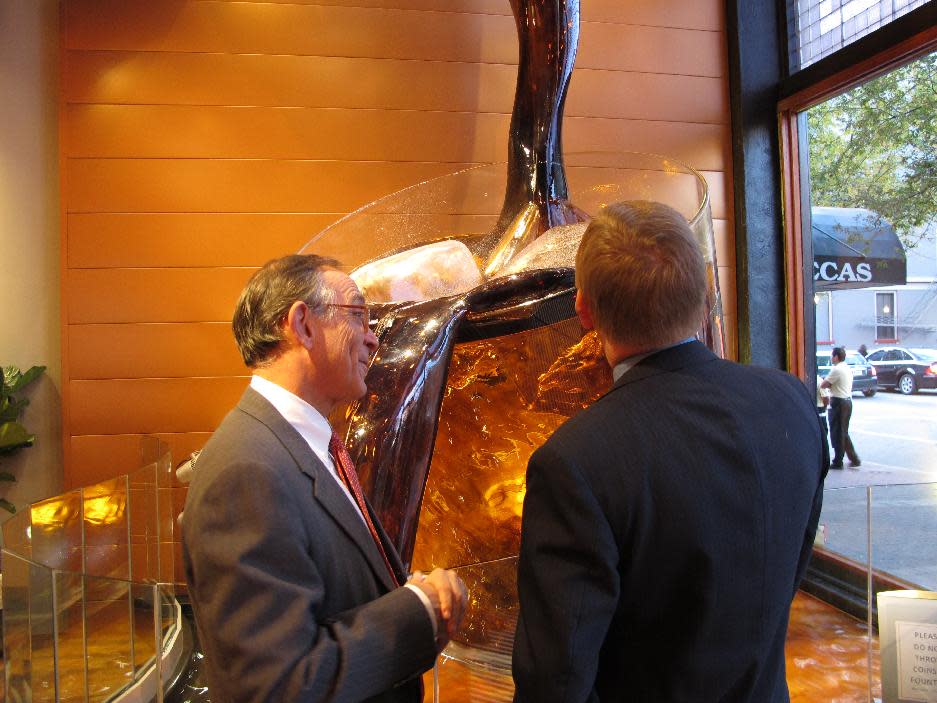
[512, 201, 828, 702]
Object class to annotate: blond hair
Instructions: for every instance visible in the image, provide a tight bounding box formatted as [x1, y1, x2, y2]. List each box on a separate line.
[575, 200, 706, 349]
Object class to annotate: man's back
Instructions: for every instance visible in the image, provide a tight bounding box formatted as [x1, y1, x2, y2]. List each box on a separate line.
[513, 341, 826, 702]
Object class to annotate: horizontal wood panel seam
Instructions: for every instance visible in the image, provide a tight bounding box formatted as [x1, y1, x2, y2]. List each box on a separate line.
[64, 157, 489, 163]
[66, 266, 261, 271]
[61, 109, 731, 130]
[62, 14, 725, 30]
[62, 106, 730, 127]
[61, 159, 728, 173]
[65, 155, 730, 163]
[64, 259, 734, 272]
[61, 0, 723, 31]
[64, 207, 728, 217]
[65, 210, 348, 214]
[63, 9, 722, 32]
[99, 0, 722, 31]
[64, 48, 723, 79]
[72, 432, 213, 437]
[71, 434, 212, 439]
[67, 376, 252, 381]
[64, 218, 731, 269]
[62, 262, 736, 275]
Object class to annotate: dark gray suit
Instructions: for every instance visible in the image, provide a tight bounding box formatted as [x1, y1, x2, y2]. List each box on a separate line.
[182, 387, 436, 703]
[513, 341, 829, 702]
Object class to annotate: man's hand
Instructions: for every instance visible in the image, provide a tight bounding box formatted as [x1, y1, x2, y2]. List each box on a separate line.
[407, 568, 468, 650]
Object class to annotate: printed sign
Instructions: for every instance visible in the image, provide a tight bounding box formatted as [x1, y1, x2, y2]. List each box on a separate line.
[879, 591, 937, 703]
[897, 621, 937, 702]
[813, 258, 874, 283]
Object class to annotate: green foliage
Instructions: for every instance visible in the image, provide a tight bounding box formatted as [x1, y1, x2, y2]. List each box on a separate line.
[807, 52, 937, 249]
[1, 365, 46, 513]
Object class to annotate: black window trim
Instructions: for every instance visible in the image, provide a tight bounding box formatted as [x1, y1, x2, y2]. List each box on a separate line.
[726, 0, 937, 373]
[727, 0, 937, 622]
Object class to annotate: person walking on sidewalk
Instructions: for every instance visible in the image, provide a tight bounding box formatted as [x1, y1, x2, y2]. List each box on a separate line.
[822, 347, 861, 469]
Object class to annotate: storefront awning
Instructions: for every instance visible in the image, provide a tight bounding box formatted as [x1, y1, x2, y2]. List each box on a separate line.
[812, 207, 907, 290]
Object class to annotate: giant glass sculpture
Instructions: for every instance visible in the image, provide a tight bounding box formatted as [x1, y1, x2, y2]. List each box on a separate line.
[296, 2, 725, 698]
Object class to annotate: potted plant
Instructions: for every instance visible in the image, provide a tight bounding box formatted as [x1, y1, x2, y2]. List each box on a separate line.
[1, 364, 46, 513]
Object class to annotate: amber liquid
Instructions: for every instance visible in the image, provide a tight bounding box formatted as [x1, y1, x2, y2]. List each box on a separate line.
[410, 321, 610, 572]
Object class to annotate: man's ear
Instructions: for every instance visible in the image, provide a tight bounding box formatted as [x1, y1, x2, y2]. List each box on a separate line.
[575, 289, 595, 331]
[286, 300, 316, 349]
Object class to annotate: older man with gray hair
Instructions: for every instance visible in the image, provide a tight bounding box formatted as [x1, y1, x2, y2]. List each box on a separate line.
[183, 254, 467, 703]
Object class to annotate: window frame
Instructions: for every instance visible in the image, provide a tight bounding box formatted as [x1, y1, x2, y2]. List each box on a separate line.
[776, 3, 937, 380]
[770, 0, 937, 624]
[815, 290, 834, 344]
[875, 291, 898, 343]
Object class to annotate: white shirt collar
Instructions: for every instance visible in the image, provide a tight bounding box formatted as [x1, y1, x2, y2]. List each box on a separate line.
[612, 337, 696, 382]
[250, 375, 334, 471]
[249, 375, 369, 526]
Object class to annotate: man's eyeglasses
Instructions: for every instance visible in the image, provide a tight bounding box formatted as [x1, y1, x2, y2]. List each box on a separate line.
[323, 303, 371, 331]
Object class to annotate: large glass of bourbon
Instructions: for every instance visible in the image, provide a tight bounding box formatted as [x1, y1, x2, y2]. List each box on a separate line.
[299, 152, 718, 701]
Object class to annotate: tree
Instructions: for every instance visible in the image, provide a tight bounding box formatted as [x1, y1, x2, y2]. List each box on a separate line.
[807, 51, 937, 249]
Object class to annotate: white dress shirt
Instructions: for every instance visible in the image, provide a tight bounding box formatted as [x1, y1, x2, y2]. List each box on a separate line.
[250, 375, 363, 521]
[249, 375, 436, 633]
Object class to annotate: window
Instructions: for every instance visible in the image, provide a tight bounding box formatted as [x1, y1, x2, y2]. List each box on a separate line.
[815, 291, 833, 342]
[786, 0, 933, 70]
[875, 291, 897, 341]
[776, 5, 937, 612]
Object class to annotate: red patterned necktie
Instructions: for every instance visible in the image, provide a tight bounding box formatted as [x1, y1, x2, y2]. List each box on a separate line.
[329, 432, 400, 587]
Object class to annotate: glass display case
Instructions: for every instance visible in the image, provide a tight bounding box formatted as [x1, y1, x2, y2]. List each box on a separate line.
[2, 438, 183, 703]
[801, 481, 937, 703]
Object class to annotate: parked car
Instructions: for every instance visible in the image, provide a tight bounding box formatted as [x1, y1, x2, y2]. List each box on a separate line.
[816, 349, 877, 396]
[865, 347, 937, 395]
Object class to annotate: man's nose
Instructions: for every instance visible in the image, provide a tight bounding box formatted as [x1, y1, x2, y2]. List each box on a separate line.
[364, 328, 379, 352]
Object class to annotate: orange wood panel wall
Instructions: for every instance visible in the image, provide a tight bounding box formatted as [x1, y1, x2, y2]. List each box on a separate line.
[61, 0, 736, 494]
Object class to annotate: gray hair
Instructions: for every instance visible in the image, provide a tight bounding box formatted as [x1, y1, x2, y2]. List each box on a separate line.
[232, 254, 340, 367]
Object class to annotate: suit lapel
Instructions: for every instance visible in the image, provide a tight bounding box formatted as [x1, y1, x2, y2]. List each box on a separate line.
[311, 469, 401, 592]
[236, 388, 400, 592]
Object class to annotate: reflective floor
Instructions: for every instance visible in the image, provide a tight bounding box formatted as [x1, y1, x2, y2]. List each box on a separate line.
[786, 591, 882, 702]
[423, 591, 883, 702]
[0, 590, 881, 702]
[1, 597, 158, 703]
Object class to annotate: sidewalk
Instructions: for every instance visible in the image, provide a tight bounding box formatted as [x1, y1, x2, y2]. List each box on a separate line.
[823, 460, 936, 489]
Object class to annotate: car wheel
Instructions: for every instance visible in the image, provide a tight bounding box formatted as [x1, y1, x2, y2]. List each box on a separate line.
[898, 373, 918, 395]
[863, 388, 876, 397]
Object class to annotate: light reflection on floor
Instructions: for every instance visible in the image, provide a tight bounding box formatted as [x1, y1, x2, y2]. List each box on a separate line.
[423, 590, 881, 702]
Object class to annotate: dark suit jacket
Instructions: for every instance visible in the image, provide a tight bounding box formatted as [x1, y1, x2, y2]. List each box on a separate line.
[182, 387, 436, 703]
[513, 341, 828, 703]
